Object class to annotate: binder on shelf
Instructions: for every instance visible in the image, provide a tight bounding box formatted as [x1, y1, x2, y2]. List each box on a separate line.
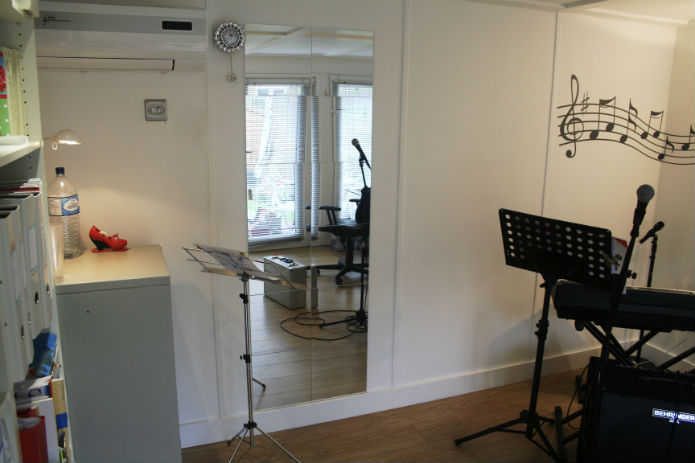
[0, 392, 21, 463]
[14, 376, 51, 400]
[16, 396, 60, 463]
[0, 179, 53, 330]
[18, 416, 48, 463]
[0, 206, 32, 379]
[50, 378, 69, 460]
[0, 192, 48, 338]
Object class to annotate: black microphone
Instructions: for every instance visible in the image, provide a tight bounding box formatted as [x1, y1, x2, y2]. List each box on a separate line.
[639, 221, 664, 244]
[632, 184, 655, 229]
[351, 138, 371, 168]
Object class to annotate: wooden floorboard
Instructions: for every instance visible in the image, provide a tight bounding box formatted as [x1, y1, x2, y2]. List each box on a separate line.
[182, 368, 583, 463]
[246, 246, 368, 410]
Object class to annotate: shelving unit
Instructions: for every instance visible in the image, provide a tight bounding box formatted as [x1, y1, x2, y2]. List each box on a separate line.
[1, 3, 64, 462]
[0, 141, 42, 179]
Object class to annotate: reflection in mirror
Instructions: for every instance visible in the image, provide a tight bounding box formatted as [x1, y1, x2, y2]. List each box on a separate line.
[244, 24, 373, 410]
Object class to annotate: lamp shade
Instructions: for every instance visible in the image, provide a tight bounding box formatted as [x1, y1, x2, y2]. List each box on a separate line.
[45, 129, 82, 150]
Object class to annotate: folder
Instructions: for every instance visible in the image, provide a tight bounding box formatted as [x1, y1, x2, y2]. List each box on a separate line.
[0, 205, 32, 379]
[0, 192, 48, 338]
[16, 396, 60, 463]
[17, 416, 48, 463]
[0, 180, 53, 332]
[0, 391, 21, 462]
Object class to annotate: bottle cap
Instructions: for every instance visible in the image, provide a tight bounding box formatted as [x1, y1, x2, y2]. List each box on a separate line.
[55, 167, 65, 175]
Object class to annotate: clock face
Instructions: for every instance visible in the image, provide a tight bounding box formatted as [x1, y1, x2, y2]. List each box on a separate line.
[215, 21, 245, 53]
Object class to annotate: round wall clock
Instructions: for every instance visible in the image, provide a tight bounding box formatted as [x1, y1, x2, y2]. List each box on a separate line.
[214, 21, 246, 53]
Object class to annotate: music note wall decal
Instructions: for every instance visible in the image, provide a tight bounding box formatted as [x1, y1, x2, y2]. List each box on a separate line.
[682, 125, 694, 151]
[557, 75, 694, 165]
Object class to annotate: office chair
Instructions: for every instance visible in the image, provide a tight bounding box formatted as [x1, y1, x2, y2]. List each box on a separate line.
[316, 187, 370, 285]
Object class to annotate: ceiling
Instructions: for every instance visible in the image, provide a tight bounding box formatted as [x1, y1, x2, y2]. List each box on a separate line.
[42, 0, 695, 24]
[244, 25, 374, 58]
[502, 0, 694, 24]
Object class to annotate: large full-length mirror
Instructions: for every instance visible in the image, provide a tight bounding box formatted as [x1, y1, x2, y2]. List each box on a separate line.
[244, 24, 373, 409]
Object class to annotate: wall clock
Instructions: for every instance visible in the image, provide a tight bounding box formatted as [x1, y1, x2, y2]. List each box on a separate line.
[214, 20, 245, 81]
[214, 21, 246, 53]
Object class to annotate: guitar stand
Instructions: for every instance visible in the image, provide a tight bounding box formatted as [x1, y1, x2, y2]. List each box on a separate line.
[455, 209, 614, 462]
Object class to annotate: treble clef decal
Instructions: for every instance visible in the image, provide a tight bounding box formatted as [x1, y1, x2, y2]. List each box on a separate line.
[559, 75, 584, 158]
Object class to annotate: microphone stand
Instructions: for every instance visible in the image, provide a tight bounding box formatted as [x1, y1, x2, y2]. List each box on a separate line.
[636, 230, 659, 360]
[597, 185, 653, 390]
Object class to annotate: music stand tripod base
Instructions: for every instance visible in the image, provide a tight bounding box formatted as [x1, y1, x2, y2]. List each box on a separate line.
[454, 210, 613, 462]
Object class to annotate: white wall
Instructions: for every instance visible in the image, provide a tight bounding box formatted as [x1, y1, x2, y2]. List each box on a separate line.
[39, 70, 217, 423]
[36, 0, 693, 450]
[650, 23, 695, 368]
[395, 0, 555, 386]
[543, 13, 677, 357]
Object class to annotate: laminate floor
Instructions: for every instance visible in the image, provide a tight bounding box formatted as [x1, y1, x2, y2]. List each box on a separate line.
[248, 246, 368, 410]
[182, 368, 584, 462]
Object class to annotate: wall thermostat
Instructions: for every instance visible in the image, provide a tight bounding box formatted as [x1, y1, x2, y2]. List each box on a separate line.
[145, 99, 167, 121]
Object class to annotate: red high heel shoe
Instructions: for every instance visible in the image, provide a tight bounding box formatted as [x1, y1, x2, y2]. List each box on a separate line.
[89, 225, 128, 252]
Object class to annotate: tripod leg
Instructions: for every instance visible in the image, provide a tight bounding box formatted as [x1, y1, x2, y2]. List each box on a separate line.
[253, 377, 267, 389]
[454, 415, 525, 446]
[257, 426, 301, 463]
[228, 428, 249, 463]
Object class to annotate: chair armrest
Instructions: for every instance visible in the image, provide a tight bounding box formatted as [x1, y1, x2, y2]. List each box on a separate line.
[319, 205, 342, 211]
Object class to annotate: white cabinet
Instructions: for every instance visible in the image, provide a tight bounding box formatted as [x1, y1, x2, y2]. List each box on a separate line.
[55, 245, 181, 462]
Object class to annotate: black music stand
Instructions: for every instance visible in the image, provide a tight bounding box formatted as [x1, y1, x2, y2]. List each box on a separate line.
[183, 244, 301, 463]
[454, 209, 614, 462]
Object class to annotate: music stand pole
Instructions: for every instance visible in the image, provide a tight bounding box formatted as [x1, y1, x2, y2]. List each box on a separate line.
[455, 209, 614, 463]
[454, 278, 559, 460]
[182, 245, 301, 463]
[228, 274, 300, 463]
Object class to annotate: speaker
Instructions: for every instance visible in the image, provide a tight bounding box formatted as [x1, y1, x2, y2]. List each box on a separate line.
[579, 357, 695, 463]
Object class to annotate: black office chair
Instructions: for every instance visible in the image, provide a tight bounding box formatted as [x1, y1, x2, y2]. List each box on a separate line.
[316, 187, 370, 285]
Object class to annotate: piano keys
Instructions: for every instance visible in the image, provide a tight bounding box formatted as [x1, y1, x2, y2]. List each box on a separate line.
[552, 279, 695, 332]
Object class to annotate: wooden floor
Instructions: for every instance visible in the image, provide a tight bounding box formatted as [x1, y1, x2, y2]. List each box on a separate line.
[248, 246, 368, 410]
[182, 368, 583, 463]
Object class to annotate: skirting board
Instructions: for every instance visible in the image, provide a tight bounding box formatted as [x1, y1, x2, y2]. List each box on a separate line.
[179, 346, 598, 448]
[640, 342, 695, 372]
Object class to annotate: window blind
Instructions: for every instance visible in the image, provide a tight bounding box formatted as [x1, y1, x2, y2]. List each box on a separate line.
[334, 83, 373, 220]
[245, 80, 309, 245]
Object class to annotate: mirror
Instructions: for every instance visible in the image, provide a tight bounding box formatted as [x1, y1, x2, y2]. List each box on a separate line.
[244, 24, 373, 410]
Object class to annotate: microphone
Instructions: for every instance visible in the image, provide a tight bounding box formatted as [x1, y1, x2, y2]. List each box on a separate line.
[632, 184, 655, 229]
[639, 221, 664, 244]
[351, 138, 371, 168]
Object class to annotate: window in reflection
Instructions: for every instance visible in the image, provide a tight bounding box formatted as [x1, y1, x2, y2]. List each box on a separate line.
[245, 80, 309, 244]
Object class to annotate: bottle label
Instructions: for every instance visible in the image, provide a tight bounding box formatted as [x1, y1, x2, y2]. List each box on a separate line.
[48, 195, 80, 216]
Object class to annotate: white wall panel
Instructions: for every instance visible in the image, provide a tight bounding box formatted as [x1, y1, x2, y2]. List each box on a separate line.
[651, 23, 695, 368]
[394, 0, 555, 386]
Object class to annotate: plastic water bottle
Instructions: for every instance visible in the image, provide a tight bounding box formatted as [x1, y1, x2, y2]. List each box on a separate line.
[47, 167, 83, 259]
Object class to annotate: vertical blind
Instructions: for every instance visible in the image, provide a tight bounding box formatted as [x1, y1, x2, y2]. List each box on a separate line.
[334, 83, 373, 220]
[309, 87, 321, 238]
[245, 80, 309, 244]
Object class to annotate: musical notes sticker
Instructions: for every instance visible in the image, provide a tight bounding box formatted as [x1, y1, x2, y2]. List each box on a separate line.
[558, 75, 694, 165]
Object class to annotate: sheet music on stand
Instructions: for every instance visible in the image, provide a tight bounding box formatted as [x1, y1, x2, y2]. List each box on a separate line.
[184, 243, 306, 291]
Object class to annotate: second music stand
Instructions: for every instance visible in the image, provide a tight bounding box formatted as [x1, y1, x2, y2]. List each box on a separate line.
[184, 243, 302, 463]
[454, 209, 614, 462]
